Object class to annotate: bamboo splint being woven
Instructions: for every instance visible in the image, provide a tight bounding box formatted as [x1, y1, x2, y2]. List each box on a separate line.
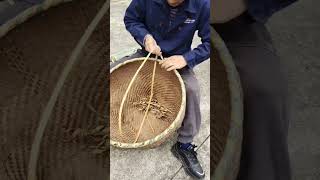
[110, 53, 186, 149]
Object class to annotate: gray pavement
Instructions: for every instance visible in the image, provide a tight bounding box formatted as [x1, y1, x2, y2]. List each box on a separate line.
[110, 1, 210, 180]
[267, 0, 320, 179]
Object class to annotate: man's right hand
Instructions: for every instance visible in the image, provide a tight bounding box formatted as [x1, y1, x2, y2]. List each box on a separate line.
[144, 34, 162, 56]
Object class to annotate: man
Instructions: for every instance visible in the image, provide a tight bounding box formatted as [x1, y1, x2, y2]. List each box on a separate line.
[212, 0, 297, 179]
[111, 0, 210, 179]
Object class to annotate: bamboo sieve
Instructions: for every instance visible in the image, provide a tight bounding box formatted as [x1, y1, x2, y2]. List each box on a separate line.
[110, 57, 186, 149]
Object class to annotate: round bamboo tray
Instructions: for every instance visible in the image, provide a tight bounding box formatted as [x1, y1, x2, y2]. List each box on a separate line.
[211, 27, 243, 180]
[110, 58, 186, 149]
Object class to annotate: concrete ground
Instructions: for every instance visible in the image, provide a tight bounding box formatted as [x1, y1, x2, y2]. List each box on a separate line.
[267, 0, 320, 179]
[110, 1, 210, 180]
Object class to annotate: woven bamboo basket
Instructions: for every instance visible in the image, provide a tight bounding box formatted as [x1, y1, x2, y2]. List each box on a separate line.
[0, 0, 109, 179]
[110, 57, 186, 148]
[211, 27, 243, 180]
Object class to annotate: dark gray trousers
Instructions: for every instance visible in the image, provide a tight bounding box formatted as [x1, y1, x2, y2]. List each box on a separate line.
[214, 13, 291, 180]
[110, 50, 201, 143]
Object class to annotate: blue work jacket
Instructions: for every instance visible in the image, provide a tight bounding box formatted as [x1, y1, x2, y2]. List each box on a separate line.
[248, 0, 298, 22]
[124, 0, 210, 68]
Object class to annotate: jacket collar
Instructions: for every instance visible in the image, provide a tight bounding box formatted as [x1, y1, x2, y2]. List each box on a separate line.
[153, 0, 197, 14]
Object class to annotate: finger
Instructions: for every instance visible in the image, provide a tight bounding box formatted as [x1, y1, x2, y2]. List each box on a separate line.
[160, 60, 166, 68]
[147, 42, 155, 52]
[150, 47, 158, 54]
[150, 45, 156, 53]
[145, 41, 151, 48]
[159, 58, 167, 66]
[145, 45, 149, 52]
[145, 46, 152, 53]
[155, 46, 161, 56]
[163, 61, 173, 69]
[160, 59, 170, 68]
[167, 65, 176, 71]
[156, 50, 161, 56]
[161, 61, 168, 69]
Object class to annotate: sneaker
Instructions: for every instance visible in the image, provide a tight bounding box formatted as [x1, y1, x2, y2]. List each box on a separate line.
[171, 142, 205, 179]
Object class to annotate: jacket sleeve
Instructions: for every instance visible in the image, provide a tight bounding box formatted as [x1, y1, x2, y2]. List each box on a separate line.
[124, 0, 150, 46]
[182, 1, 210, 68]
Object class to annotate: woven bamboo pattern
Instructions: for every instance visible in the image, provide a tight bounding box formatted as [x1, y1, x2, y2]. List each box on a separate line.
[110, 58, 186, 149]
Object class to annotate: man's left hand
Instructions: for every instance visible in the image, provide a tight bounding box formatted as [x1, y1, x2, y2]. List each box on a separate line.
[159, 55, 187, 71]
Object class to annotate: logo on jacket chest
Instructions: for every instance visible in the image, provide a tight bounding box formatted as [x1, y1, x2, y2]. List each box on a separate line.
[184, 18, 196, 24]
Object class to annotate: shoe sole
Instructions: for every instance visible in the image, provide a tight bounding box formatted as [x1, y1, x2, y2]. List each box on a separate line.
[171, 146, 205, 180]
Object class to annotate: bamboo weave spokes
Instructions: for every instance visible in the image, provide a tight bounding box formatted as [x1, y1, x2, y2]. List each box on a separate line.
[110, 56, 184, 146]
[118, 52, 149, 135]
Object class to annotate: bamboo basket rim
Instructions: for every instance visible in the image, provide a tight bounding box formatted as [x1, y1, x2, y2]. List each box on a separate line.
[110, 57, 187, 148]
[0, 0, 70, 38]
[211, 27, 244, 180]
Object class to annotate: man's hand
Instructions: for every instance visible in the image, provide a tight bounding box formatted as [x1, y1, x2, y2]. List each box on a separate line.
[144, 34, 162, 56]
[159, 55, 187, 71]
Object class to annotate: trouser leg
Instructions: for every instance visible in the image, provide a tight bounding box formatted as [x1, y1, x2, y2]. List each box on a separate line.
[214, 13, 291, 180]
[110, 50, 202, 143]
[177, 68, 201, 144]
[110, 49, 145, 69]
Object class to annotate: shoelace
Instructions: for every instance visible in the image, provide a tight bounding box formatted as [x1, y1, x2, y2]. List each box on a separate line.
[185, 145, 198, 163]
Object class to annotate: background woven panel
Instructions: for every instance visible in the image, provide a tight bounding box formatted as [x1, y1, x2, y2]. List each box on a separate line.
[110, 60, 183, 144]
[0, 0, 109, 179]
[211, 48, 232, 172]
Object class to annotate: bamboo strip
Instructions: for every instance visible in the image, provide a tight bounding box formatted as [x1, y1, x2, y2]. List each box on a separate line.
[134, 60, 157, 143]
[118, 52, 152, 135]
